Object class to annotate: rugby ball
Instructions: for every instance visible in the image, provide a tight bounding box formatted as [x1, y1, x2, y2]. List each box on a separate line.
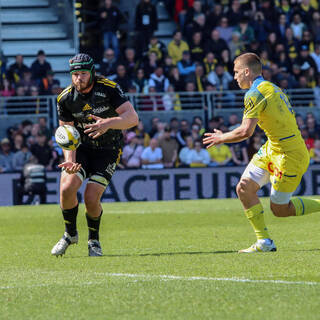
[55, 125, 81, 150]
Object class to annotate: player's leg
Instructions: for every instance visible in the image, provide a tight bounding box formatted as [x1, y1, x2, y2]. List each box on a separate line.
[269, 148, 320, 218]
[237, 162, 276, 253]
[84, 147, 122, 256]
[51, 172, 82, 256]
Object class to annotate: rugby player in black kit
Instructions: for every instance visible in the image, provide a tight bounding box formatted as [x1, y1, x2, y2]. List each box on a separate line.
[51, 54, 138, 256]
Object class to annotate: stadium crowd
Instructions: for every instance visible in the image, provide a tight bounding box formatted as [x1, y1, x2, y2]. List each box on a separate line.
[0, 111, 319, 174]
[1, 0, 320, 175]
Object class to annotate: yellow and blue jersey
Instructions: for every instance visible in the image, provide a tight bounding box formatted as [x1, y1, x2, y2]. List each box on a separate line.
[243, 76, 305, 152]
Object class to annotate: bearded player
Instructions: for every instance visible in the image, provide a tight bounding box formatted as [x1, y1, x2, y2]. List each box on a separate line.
[51, 53, 138, 256]
[203, 52, 320, 253]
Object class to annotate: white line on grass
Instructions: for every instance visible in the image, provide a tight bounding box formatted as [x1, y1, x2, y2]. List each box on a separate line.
[1, 272, 319, 290]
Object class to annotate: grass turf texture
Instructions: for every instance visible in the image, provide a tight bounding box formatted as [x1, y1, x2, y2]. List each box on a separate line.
[0, 198, 320, 320]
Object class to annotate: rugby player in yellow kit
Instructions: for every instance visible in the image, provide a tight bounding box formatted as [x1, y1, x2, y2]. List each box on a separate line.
[203, 53, 320, 253]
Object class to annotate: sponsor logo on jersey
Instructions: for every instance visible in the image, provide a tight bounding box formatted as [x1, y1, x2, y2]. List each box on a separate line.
[93, 106, 110, 113]
[82, 104, 92, 111]
[95, 92, 106, 98]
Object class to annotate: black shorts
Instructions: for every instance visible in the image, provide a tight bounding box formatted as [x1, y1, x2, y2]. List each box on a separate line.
[74, 144, 122, 188]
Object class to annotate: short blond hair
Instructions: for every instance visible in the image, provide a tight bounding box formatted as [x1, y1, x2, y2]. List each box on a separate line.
[234, 53, 262, 75]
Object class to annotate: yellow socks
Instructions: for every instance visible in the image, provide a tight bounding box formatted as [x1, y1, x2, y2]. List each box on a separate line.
[291, 198, 320, 216]
[245, 203, 270, 240]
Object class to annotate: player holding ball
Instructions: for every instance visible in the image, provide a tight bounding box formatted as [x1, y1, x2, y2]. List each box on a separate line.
[51, 53, 138, 257]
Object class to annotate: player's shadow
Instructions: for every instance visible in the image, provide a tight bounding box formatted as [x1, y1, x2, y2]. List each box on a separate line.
[103, 250, 237, 258]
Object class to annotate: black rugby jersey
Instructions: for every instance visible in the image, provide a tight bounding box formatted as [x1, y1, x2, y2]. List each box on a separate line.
[57, 76, 128, 150]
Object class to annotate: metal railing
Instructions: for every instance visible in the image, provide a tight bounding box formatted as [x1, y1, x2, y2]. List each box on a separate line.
[0, 88, 318, 131]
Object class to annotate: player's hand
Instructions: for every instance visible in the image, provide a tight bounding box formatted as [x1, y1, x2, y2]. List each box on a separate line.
[58, 161, 82, 174]
[202, 129, 223, 149]
[84, 114, 110, 139]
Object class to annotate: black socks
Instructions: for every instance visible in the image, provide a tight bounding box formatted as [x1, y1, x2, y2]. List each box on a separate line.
[86, 211, 103, 240]
[62, 204, 78, 237]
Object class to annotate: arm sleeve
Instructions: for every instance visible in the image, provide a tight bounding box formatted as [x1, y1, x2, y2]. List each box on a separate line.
[57, 101, 74, 122]
[110, 84, 128, 110]
[243, 90, 267, 119]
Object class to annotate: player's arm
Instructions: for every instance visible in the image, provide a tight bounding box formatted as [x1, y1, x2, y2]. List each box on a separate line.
[84, 101, 139, 139]
[57, 120, 81, 174]
[203, 118, 258, 149]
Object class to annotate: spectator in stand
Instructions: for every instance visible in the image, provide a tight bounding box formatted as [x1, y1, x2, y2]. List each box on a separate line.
[30, 133, 57, 171]
[148, 116, 160, 138]
[310, 139, 320, 164]
[141, 138, 164, 169]
[190, 64, 206, 92]
[99, 48, 118, 79]
[311, 11, 320, 42]
[159, 125, 178, 168]
[190, 123, 201, 141]
[306, 113, 319, 138]
[122, 48, 140, 79]
[169, 117, 180, 138]
[99, 0, 123, 56]
[184, 0, 204, 34]
[216, 17, 233, 45]
[114, 64, 132, 92]
[175, 0, 193, 29]
[7, 54, 29, 84]
[17, 69, 38, 95]
[135, 120, 150, 147]
[297, 0, 316, 25]
[177, 50, 196, 80]
[141, 51, 159, 77]
[39, 70, 60, 95]
[144, 35, 167, 63]
[284, 27, 299, 61]
[148, 66, 170, 93]
[207, 63, 233, 91]
[295, 45, 317, 72]
[220, 49, 234, 74]
[301, 127, 314, 150]
[226, 0, 242, 27]
[163, 55, 174, 77]
[7, 85, 28, 115]
[162, 85, 182, 110]
[300, 30, 315, 52]
[135, 0, 158, 55]
[260, 0, 278, 24]
[31, 50, 52, 83]
[188, 31, 205, 63]
[204, 29, 228, 59]
[230, 140, 249, 166]
[247, 132, 264, 161]
[290, 13, 306, 41]
[295, 114, 305, 131]
[168, 66, 185, 92]
[121, 131, 144, 169]
[0, 78, 15, 97]
[168, 30, 189, 65]
[207, 140, 232, 167]
[176, 119, 190, 149]
[229, 31, 244, 60]
[206, 3, 224, 31]
[275, 14, 289, 41]
[133, 68, 149, 93]
[186, 13, 208, 43]
[178, 135, 193, 167]
[310, 43, 320, 73]
[11, 144, 32, 171]
[12, 133, 24, 152]
[38, 117, 51, 141]
[234, 16, 255, 46]
[0, 138, 14, 173]
[202, 52, 218, 76]
[186, 139, 210, 167]
[193, 116, 205, 135]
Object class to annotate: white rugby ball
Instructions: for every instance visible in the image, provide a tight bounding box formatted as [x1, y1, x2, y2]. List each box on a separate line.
[55, 125, 81, 150]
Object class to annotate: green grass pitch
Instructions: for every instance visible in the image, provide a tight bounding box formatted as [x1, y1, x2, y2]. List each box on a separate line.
[1, 198, 320, 320]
